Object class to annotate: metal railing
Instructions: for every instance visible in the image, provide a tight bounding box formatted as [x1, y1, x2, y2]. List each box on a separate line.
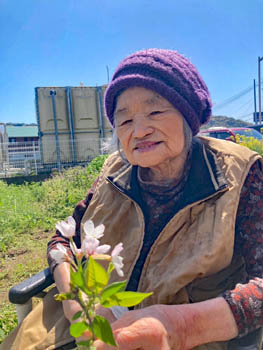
[0, 138, 108, 178]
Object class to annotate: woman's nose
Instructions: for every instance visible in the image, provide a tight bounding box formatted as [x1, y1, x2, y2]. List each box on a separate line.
[133, 118, 153, 138]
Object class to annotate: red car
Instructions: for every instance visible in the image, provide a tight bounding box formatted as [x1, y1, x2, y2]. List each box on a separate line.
[199, 127, 263, 142]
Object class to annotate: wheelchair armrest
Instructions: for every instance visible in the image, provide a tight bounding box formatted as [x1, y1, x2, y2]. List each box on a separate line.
[9, 268, 54, 305]
[229, 327, 263, 349]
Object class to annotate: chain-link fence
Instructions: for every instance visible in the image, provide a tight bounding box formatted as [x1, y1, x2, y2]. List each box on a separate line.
[0, 138, 108, 178]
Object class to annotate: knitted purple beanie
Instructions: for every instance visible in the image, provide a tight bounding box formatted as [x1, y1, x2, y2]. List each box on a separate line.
[104, 49, 212, 135]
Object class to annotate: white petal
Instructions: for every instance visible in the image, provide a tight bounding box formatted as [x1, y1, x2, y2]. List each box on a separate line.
[55, 221, 64, 233]
[95, 244, 111, 254]
[114, 263, 124, 277]
[116, 267, 124, 277]
[66, 217, 76, 236]
[112, 255, 124, 267]
[67, 216, 76, 228]
[112, 255, 124, 277]
[83, 220, 95, 237]
[94, 224, 105, 239]
[56, 220, 75, 238]
[82, 236, 99, 256]
[111, 243, 123, 257]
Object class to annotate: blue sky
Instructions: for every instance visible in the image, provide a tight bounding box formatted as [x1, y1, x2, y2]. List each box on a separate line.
[1, 0, 262, 124]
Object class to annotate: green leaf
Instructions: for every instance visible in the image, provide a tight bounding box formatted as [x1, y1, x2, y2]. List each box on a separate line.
[69, 321, 90, 338]
[86, 256, 109, 293]
[72, 310, 83, 321]
[54, 292, 75, 301]
[102, 291, 153, 308]
[70, 265, 85, 289]
[77, 340, 94, 347]
[100, 281, 127, 305]
[107, 262, 115, 275]
[93, 315, 117, 347]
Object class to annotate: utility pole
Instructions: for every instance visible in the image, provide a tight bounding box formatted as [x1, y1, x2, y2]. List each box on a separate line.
[254, 79, 257, 124]
[258, 56, 263, 124]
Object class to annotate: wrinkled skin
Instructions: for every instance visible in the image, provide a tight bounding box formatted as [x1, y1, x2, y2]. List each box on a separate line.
[115, 87, 187, 182]
[93, 305, 187, 350]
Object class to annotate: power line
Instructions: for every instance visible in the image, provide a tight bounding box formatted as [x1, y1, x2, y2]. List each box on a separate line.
[213, 82, 263, 112]
[213, 86, 253, 110]
[234, 112, 253, 120]
[232, 97, 252, 115]
[241, 117, 253, 122]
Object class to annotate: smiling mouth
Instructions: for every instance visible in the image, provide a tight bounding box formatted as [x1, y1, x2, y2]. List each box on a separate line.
[134, 141, 162, 151]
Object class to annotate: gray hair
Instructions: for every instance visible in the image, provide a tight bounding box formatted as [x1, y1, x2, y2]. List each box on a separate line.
[101, 128, 119, 154]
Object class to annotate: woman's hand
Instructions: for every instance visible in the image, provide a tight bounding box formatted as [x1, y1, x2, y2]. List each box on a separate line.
[62, 299, 82, 323]
[95, 305, 117, 324]
[94, 304, 187, 350]
[94, 297, 239, 349]
[65, 301, 117, 343]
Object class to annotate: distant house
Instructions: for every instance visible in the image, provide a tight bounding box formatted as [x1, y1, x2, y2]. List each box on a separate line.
[4, 124, 39, 143]
[0, 124, 40, 168]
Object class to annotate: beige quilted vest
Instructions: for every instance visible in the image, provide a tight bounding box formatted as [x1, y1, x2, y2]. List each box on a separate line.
[81, 137, 262, 349]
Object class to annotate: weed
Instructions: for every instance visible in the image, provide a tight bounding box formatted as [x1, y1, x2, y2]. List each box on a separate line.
[0, 155, 107, 343]
[0, 304, 17, 342]
[236, 135, 263, 157]
[0, 155, 107, 254]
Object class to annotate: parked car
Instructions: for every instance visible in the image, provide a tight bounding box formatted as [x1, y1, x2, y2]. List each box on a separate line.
[199, 127, 263, 142]
[248, 124, 263, 133]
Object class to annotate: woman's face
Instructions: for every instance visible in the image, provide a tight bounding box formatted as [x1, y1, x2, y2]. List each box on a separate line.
[114, 87, 185, 170]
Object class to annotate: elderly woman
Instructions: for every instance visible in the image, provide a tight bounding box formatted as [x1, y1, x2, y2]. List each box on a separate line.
[2, 49, 263, 350]
[49, 49, 263, 350]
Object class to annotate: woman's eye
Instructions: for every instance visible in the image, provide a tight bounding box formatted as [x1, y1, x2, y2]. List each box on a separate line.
[119, 119, 132, 126]
[150, 110, 162, 116]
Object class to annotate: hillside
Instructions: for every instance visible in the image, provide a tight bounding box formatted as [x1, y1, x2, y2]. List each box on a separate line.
[202, 115, 252, 129]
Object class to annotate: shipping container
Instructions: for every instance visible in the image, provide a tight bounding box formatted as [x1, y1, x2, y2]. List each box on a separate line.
[35, 86, 112, 170]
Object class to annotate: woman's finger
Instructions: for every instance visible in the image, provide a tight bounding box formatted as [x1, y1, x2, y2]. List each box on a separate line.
[94, 317, 171, 350]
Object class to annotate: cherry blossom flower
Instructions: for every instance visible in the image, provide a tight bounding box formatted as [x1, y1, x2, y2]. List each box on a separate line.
[111, 243, 124, 277]
[56, 216, 76, 238]
[83, 220, 105, 240]
[70, 241, 82, 260]
[82, 236, 110, 257]
[49, 244, 69, 264]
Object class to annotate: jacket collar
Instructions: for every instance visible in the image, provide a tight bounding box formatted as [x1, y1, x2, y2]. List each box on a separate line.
[107, 137, 229, 206]
[182, 137, 228, 207]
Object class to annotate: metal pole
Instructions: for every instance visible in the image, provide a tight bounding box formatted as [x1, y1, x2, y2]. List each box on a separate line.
[254, 79, 257, 124]
[66, 87, 77, 165]
[35, 88, 44, 168]
[6, 138, 10, 175]
[50, 90, 62, 172]
[96, 87, 105, 154]
[258, 57, 263, 124]
[33, 141, 38, 175]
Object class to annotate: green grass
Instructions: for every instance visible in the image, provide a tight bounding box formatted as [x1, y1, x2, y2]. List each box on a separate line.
[0, 155, 108, 253]
[0, 304, 17, 341]
[0, 155, 107, 344]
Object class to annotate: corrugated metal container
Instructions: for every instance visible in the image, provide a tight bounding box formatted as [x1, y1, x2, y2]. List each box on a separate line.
[35, 86, 111, 168]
